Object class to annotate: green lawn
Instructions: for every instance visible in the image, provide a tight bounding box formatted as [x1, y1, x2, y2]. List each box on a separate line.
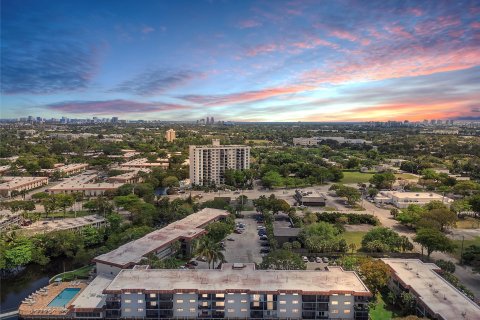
[340, 171, 374, 184]
[452, 236, 480, 259]
[341, 231, 367, 252]
[370, 295, 394, 320]
[52, 265, 94, 282]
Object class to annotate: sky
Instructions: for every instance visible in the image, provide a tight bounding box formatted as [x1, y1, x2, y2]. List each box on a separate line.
[1, 0, 479, 122]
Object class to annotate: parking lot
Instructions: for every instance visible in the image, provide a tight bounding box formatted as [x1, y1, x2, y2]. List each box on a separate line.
[223, 211, 264, 265]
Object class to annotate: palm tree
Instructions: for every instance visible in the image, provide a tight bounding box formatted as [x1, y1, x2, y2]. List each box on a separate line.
[194, 237, 225, 269]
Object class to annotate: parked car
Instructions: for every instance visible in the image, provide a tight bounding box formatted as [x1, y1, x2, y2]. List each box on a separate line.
[260, 248, 270, 254]
[308, 256, 315, 262]
[260, 242, 270, 247]
[316, 257, 322, 263]
[258, 229, 267, 235]
[260, 235, 268, 240]
[322, 257, 329, 263]
[227, 237, 235, 241]
[234, 229, 243, 234]
[197, 256, 207, 262]
[302, 256, 309, 263]
[189, 260, 199, 266]
[257, 225, 265, 230]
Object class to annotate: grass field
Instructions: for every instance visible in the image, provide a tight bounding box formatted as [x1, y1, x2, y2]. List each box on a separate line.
[456, 217, 480, 229]
[395, 173, 418, 180]
[341, 231, 367, 252]
[452, 236, 480, 259]
[340, 171, 374, 184]
[369, 295, 400, 320]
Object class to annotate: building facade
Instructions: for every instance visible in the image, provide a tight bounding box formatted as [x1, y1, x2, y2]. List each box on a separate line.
[189, 139, 250, 186]
[165, 129, 176, 142]
[0, 176, 49, 197]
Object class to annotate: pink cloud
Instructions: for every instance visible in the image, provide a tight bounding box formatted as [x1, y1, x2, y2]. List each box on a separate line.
[330, 29, 358, 42]
[471, 21, 480, 29]
[246, 43, 280, 56]
[141, 26, 155, 34]
[407, 8, 423, 17]
[385, 25, 413, 39]
[180, 85, 314, 106]
[237, 19, 262, 29]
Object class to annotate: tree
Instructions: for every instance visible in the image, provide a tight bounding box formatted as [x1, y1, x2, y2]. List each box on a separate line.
[194, 237, 224, 269]
[260, 249, 306, 270]
[282, 242, 293, 250]
[358, 258, 390, 295]
[418, 208, 457, 232]
[348, 243, 357, 253]
[362, 227, 407, 252]
[42, 196, 57, 218]
[262, 170, 283, 189]
[55, 194, 75, 218]
[369, 172, 396, 189]
[462, 245, 480, 272]
[435, 259, 456, 273]
[414, 228, 455, 258]
[334, 185, 361, 205]
[299, 222, 341, 252]
[397, 204, 424, 227]
[206, 221, 234, 243]
[162, 176, 179, 188]
[451, 199, 472, 214]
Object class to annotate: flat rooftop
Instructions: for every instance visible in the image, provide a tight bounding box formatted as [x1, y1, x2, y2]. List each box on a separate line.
[104, 263, 371, 295]
[48, 173, 123, 191]
[121, 158, 165, 167]
[0, 176, 48, 190]
[382, 259, 480, 320]
[94, 208, 229, 268]
[70, 275, 114, 311]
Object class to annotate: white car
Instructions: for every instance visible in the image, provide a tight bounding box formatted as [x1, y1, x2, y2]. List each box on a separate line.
[302, 256, 309, 263]
[316, 257, 322, 263]
[257, 226, 265, 230]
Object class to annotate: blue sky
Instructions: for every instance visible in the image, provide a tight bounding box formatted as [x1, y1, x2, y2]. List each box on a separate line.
[1, 0, 479, 121]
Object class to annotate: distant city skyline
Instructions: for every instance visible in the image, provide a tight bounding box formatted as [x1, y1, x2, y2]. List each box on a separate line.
[1, 0, 479, 122]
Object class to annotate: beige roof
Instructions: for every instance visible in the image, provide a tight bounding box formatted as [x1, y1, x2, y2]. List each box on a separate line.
[382, 259, 480, 320]
[103, 263, 371, 295]
[94, 208, 229, 268]
[70, 275, 114, 311]
[0, 176, 48, 190]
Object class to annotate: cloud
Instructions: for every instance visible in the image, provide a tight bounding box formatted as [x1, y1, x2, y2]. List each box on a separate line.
[45, 99, 191, 115]
[245, 43, 280, 57]
[112, 69, 204, 96]
[1, 10, 100, 94]
[179, 85, 313, 106]
[237, 19, 262, 29]
[141, 26, 155, 34]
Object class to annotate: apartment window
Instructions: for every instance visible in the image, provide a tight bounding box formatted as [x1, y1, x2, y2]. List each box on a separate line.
[292, 300, 299, 304]
[150, 301, 157, 307]
[252, 294, 260, 301]
[215, 294, 225, 298]
[293, 293, 298, 296]
[125, 292, 131, 295]
[124, 308, 131, 312]
[279, 301, 286, 305]
[344, 301, 351, 305]
[227, 300, 234, 303]
[292, 309, 299, 313]
[331, 310, 339, 314]
[201, 301, 208, 307]
[176, 300, 184, 303]
[138, 299, 143, 303]
[189, 299, 196, 303]
[344, 310, 351, 314]
[177, 308, 184, 312]
[345, 294, 351, 296]
[149, 294, 156, 298]
[279, 309, 286, 313]
[137, 292, 142, 295]
[331, 301, 338, 305]
[227, 309, 235, 313]
[137, 308, 144, 312]
[202, 294, 208, 298]
[124, 300, 131, 303]
[241, 308, 247, 312]
[190, 308, 196, 312]
[216, 301, 225, 307]
[241, 299, 247, 303]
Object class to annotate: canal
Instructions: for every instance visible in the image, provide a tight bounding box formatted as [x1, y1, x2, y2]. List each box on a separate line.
[1, 259, 74, 318]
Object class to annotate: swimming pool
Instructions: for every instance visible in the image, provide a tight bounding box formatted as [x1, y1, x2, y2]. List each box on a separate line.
[47, 288, 81, 307]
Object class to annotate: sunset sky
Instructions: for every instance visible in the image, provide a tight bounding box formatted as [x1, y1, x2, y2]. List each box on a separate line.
[1, 0, 479, 122]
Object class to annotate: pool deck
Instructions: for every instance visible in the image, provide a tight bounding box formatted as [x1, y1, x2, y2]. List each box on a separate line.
[18, 281, 87, 318]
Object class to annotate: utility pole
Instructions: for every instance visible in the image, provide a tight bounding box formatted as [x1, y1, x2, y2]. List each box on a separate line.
[460, 235, 465, 265]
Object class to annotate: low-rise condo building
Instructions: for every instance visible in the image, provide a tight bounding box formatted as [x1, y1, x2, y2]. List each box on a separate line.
[121, 158, 169, 169]
[0, 176, 49, 197]
[293, 137, 372, 146]
[93, 208, 230, 275]
[382, 259, 480, 320]
[47, 173, 124, 196]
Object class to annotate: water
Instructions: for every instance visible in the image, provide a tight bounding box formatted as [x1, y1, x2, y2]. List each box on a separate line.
[47, 288, 81, 307]
[1, 259, 73, 316]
